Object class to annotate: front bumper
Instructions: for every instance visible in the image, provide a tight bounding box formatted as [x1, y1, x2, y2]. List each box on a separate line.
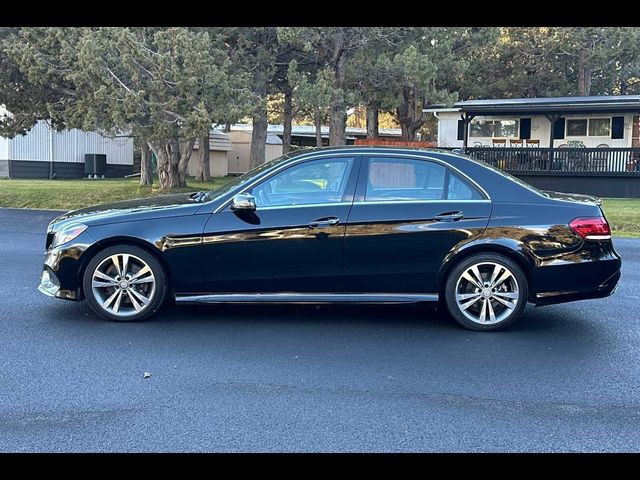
[37, 232, 94, 301]
[38, 267, 77, 300]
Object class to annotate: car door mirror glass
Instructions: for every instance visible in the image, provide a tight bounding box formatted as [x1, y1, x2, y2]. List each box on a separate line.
[231, 193, 257, 211]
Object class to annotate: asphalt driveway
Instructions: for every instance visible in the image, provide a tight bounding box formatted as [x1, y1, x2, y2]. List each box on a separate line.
[1, 208, 639, 452]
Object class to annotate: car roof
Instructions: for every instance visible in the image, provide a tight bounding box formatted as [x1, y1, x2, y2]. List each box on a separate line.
[284, 145, 450, 159]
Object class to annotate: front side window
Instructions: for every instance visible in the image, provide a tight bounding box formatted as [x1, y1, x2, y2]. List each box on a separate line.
[470, 119, 519, 138]
[251, 157, 353, 207]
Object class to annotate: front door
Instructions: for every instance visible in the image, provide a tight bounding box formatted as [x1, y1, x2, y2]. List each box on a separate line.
[202, 155, 360, 293]
[343, 154, 492, 294]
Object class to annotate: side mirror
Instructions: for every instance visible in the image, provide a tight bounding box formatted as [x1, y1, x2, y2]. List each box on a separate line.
[231, 193, 256, 212]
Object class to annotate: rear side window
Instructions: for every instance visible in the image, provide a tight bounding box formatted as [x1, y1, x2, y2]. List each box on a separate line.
[365, 158, 446, 201]
[447, 172, 484, 200]
[364, 157, 484, 202]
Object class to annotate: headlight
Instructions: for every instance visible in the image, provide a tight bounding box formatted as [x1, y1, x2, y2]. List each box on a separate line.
[52, 224, 88, 248]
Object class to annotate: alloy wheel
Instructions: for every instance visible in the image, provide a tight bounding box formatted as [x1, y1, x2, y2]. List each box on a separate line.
[454, 261, 519, 325]
[91, 253, 156, 318]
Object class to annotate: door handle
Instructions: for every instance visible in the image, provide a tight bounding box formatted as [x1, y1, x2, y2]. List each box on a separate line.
[434, 211, 464, 222]
[309, 217, 340, 228]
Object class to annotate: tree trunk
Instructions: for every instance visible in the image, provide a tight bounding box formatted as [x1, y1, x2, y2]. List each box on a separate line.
[314, 107, 323, 147]
[139, 140, 152, 187]
[577, 52, 592, 96]
[329, 106, 346, 146]
[151, 140, 181, 190]
[397, 86, 427, 141]
[177, 138, 196, 187]
[195, 135, 211, 182]
[329, 31, 347, 146]
[282, 87, 293, 153]
[366, 105, 379, 139]
[249, 64, 268, 170]
[250, 110, 268, 170]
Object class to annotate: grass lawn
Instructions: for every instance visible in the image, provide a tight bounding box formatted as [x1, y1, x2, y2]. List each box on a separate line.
[0, 176, 234, 211]
[601, 198, 640, 238]
[0, 177, 639, 238]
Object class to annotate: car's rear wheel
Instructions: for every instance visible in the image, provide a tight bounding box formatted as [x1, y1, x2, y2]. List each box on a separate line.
[82, 245, 167, 322]
[445, 253, 528, 331]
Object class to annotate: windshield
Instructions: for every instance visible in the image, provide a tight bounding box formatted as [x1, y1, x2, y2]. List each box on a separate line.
[206, 153, 294, 202]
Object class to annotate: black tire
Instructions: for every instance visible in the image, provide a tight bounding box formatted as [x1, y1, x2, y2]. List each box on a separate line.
[444, 253, 528, 331]
[82, 245, 168, 322]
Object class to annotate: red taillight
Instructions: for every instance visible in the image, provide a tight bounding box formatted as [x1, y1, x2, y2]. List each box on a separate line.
[569, 217, 611, 240]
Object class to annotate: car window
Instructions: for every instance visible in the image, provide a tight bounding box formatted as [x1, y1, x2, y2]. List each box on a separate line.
[365, 157, 446, 201]
[447, 172, 484, 200]
[251, 157, 354, 208]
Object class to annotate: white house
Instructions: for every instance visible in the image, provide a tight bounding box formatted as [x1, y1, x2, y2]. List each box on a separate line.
[0, 110, 134, 179]
[427, 96, 640, 149]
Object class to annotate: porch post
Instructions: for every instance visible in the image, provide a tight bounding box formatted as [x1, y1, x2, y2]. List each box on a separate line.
[545, 114, 559, 170]
[462, 113, 475, 153]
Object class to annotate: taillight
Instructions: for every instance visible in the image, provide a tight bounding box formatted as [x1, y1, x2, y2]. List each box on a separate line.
[569, 217, 611, 240]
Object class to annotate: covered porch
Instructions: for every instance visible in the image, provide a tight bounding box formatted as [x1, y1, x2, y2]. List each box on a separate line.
[427, 96, 640, 197]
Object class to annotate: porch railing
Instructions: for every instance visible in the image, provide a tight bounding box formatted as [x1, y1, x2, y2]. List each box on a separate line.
[464, 147, 640, 175]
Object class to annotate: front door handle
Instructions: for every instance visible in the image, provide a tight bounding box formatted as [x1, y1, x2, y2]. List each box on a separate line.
[434, 211, 464, 222]
[309, 217, 340, 228]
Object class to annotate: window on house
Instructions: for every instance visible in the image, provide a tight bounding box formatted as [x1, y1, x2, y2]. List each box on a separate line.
[469, 119, 519, 138]
[566, 119, 588, 136]
[588, 118, 611, 136]
[566, 118, 611, 137]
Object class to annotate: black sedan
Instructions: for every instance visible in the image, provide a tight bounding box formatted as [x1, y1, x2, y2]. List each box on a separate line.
[39, 147, 621, 331]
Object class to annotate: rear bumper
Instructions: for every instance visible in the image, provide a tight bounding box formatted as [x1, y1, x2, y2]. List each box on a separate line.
[532, 240, 621, 307]
[534, 269, 620, 306]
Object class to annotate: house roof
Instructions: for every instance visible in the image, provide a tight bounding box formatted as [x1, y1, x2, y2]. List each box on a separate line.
[193, 129, 233, 152]
[423, 95, 640, 116]
[230, 123, 402, 139]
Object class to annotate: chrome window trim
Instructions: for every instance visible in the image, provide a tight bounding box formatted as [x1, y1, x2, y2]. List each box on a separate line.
[352, 199, 491, 206]
[248, 202, 353, 211]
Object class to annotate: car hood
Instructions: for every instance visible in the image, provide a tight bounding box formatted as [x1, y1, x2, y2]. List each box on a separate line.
[49, 193, 203, 232]
[541, 190, 602, 206]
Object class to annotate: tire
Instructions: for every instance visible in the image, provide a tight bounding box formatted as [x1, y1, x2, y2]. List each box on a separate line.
[444, 253, 528, 331]
[82, 245, 168, 322]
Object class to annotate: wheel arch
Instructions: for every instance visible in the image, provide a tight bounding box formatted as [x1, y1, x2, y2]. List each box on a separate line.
[436, 241, 536, 302]
[77, 236, 172, 300]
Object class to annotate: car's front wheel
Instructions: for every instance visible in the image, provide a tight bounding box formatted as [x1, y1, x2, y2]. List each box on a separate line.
[445, 253, 528, 331]
[82, 245, 167, 322]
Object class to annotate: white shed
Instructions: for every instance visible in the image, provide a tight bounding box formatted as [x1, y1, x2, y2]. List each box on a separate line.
[0, 109, 133, 178]
[187, 129, 233, 178]
[228, 130, 283, 174]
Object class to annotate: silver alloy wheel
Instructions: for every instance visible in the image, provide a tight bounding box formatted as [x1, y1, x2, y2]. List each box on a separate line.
[454, 261, 519, 325]
[91, 253, 156, 318]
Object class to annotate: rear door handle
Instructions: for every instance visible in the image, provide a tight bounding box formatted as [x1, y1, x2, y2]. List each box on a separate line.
[309, 217, 340, 228]
[434, 211, 464, 222]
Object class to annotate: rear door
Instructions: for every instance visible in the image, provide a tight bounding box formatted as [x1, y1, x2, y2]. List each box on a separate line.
[343, 154, 492, 294]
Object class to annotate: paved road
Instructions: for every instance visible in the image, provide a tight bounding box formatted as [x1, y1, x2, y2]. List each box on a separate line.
[1, 208, 639, 452]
